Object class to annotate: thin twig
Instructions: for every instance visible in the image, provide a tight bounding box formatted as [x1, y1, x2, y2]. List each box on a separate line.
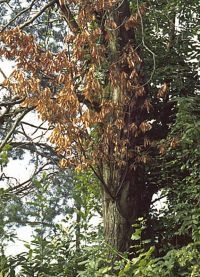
[6, 162, 52, 194]
[0, 96, 26, 107]
[137, 0, 156, 86]
[19, 0, 56, 29]
[0, 67, 7, 79]
[0, 107, 32, 151]
[20, 121, 52, 131]
[1, 0, 37, 32]
[151, 194, 167, 205]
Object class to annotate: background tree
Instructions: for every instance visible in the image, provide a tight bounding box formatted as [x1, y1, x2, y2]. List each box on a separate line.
[0, 169, 102, 276]
[118, 96, 200, 276]
[0, 0, 199, 258]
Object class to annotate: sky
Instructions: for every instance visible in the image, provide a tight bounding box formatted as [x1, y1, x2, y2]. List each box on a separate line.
[0, 60, 34, 255]
[0, 59, 52, 186]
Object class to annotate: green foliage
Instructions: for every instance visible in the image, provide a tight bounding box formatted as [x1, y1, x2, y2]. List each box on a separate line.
[145, 243, 200, 277]
[116, 97, 200, 276]
[0, 144, 12, 167]
[143, 0, 199, 88]
[76, 242, 126, 277]
[0, 169, 102, 276]
[163, 96, 200, 242]
[76, 216, 199, 276]
[0, 188, 23, 251]
[144, 97, 200, 275]
[121, 243, 200, 277]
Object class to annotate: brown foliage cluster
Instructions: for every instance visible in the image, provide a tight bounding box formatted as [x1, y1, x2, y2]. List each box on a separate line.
[0, 2, 152, 171]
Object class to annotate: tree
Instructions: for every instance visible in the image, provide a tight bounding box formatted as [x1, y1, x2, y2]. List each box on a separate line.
[0, 168, 102, 276]
[158, 96, 200, 251]
[0, 0, 199, 255]
[117, 96, 200, 276]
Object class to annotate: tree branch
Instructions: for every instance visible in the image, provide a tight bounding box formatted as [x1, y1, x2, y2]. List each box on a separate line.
[20, 121, 52, 132]
[19, 0, 57, 29]
[0, 107, 32, 151]
[57, 0, 80, 34]
[151, 194, 167, 206]
[5, 162, 53, 195]
[10, 140, 63, 164]
[0, 96, 26, 107]
[1, 0, 37, 32]
[0, 0, 9, 3]
[0, 67, 7, 79]
[76, 91, 101, 112]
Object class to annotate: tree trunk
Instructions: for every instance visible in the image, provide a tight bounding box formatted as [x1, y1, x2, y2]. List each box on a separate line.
[102, 166, 153, 254]
[99, 0, 154, 254]
[102, 192, 133, 253]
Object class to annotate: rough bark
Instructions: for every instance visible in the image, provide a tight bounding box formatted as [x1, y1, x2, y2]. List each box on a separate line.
[102, 165, 154, 254]
[102, 191, 133, 253]
[99, 0, 153, 254]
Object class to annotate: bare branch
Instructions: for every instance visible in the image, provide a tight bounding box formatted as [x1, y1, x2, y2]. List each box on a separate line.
[1, 0, 37, 32]
[0, 67, 7, 79]
[5, 162, 53, 195]
[10, 140, 62, 164]
[136, 0, 156, 86]
[0, 0, 9, 3]
[0, 107, 33, 151]
[16, 220, 54, 227]
[19, 0, 57, 29]
[151, 194, 167, 206]
[20, 121, 52, 131]
[0, 96, 26, 107]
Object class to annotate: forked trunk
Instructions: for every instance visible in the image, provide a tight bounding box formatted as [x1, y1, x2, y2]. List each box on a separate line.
[102, 167, 153, 254]
[102, 192, 133, 253]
